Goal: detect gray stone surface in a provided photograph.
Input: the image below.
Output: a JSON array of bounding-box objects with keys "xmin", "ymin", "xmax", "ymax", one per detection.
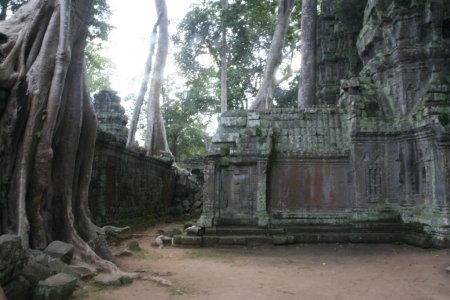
[
  {"xmin": 93, "ymin": 90, "xmax": 128, "ymax": 144},
  {"xmin": 68, "ymin": 261, "xmax": 97, "ymax": 280},
  {"xmin": 33, "ymin": 273, "xmax": 78, "ymax": 300},
  {"xmin": 127, "ymin": 239, "xmax": 140, "ymax": 251},
  {"xmin": 44, "ymin": 241, "xmax": 74, "ymax": 264},
  {"xmin": 0, "ymin": 235, "xmax": 25, "ymax": 286},
  {"xmin": 21, "ymin": 259, "xmax": 54, "ymax": 285},
  {"xmin": 88, "ymin": 236, "xmax": 114, "ymax": 261},
  {"xmin": 89, "ymin": 133, "xmax": 175, "ymax": 224},
  {"xmin": 197, "ymin": 0, "xmax": 450, "ymax": 247},
  {"xmin": 93, "ymin": 273, "xmax": 132, "ymax": 287},
  {"xmin": 4, "ymin": 275, "xmax": 33, "ymax": 300}
]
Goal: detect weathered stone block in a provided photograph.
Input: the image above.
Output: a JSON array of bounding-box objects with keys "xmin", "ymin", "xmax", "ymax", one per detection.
[
  {"xmin": 33, "ymin": 273, "xmax": 78, "ymax": 300},
  {"xmin": 247, "ymin": 112, "xmax": 260, "ymax": 120},
  {"xmin": 272, "ymin": 235, "xmax": 288, "ymax": 245},
  {"xmin": 4, "ymin": 275, "xmax": 33, "ymax": 300},
  {"xmin": 44, "ymin": 241, "xmax": 74, "ymax": 264},
  {"xmin": 211, "ymin": 133, "xmax": 239, "ymax": 143},
  {"xmin": 221, "ymin": 116, "xmax": 247, "ymax": 127},
  {"xmin": 247, "ymin": 119, "xmax": 261, "ymax": 128},
  {"xmin": 68, "ymin": 261, "xmax": 97, "ymax": 280},
  {"xmin": 0, "ymin": 235, "xmax": 25, "ymax": 286},
  {"xmin": 21, "ymin": 260, "xmax": 54, "ymax": 285},
  {"xmin": 93, "ymin": 273, "xmax": 132, "ymax": 287},
  {"xmin": 178, "ymin": 236, "xmax": 202, "ymax": 246}
]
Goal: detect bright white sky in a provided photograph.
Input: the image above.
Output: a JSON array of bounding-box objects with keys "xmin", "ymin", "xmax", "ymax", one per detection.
[
  {"xmin": 106, "ymin": 0, "xmax": 220, "ymax": 139},
  {"xmin": 107, "ymin": 0, "xmax": 201, "ymax": 97}
]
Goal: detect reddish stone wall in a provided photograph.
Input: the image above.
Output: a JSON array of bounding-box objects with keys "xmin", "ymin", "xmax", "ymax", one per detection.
[{"xmin": 269, "ymin": 158, "xmax": 350, "ymax": 212}]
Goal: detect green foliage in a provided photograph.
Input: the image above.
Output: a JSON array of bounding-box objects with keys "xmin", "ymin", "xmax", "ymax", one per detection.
[
  {"xmin": 274, "ymin": 76, "xmax": 299, "ymax": 108},
  {"xmin": 161, "ymin": 79, "xmax": 209, "ymax": 161},
  {"xmin": 174, "ymin": 0, "xmax": 301, "ymax": 111},
  {"xmin": 0, "ymin": 0, "xmax": 26, "ymax": 20},
  {"xmin": 85, "ymin": 42, "xmax": 114, "ymax": 93},
  {"xmin": 89, "ymin": 0, "xmax": 113, "ymax": 42}
]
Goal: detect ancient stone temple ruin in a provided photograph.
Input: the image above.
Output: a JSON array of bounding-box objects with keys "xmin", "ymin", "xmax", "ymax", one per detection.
[
  {"xmin": 89, "ymin": 90, "xmax": 175, "ymax": 224},
  {"xmin": 193, "ymin": 0, "xmax": 450, "ymax": 247},
  {"xmin": 93, "ymin": 90, "xmax": 129, "ymax": 144}
]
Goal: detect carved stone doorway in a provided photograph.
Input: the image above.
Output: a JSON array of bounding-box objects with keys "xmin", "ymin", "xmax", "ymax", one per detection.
[{"xmin": 218, "ymin": 165, "xmax": 257, "ymax": 225}]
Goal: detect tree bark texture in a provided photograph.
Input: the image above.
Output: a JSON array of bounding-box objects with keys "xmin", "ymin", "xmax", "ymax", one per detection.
[
  {"xmin": 145, "ymin": 0, "xmax": 170, "ymax": 156},
  {"xmin": 0, "ymin": 0, "xmax": 8, "ymax": 21},
  {"xmin": 220, "ymin": 0, "xmax": 228, "ymax": 114},
  {"xmin": 297, "ymin": 0, "xmax": 317, "ymax": 108},
  {"xmin": 250, "ymin": 0, "xmax": 294, "ymax": 111},
  {"xmin": 126, "ymin": 16, "xmax": 161, "ymax": 149},
  {"xmin": 0, "ymin": 0, "xmax": 116, "ymax": 272}
]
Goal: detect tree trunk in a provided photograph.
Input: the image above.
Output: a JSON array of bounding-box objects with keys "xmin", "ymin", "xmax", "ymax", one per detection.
[
  {"xmin": 0, "ymin": 0, "xmax": 8, "ymax": 21},
  {"xmin": 126, "ymin": 16, "xmax": 161, "ymax": 148},
  {"xmin": 145, "ymin": 0, "xmax": 170, "ymax": 157},
  {"xmin": 297, "ymin": 0, "xmax": 317, "ymax": 108},
  {"xmin": 250, "ymin": 0, "xmax": 294, "ymax": 111},
  {"xmin": 220, "ymin": 0, "xmax": 228, "ymax": 114},
  {"xmin": 0, "ymin": 0, "xmax": 116, "ymax": 272}
]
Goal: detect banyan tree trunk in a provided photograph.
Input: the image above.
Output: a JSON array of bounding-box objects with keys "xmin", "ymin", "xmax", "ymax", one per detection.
[
  {"xmin": 297, "ymin": 0, "xmax": 317, "ymax": 108},
  {"xmin": 250, "ymin": 0, "xmax": 294, "ymax": 111},
  {"xmin": 145, "ymin": 0, "xmax": 170, "ymax": 156},
  {"xmin": 0, "ymin": 0, "xmax": 116, "ymax": 272}
]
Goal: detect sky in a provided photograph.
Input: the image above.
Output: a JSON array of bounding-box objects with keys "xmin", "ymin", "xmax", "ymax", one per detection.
[
  {"xmin": 105, "ymin": 0, "xmax": 220, "ymax": 139},
  {"xmin": 107, "ymin": 0, "xmax": 201, "ymax": 96}
]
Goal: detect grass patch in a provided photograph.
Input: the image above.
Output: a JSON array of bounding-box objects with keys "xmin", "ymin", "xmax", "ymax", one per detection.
[
  {"xmin": 184, "ymin": 248, "xmax": 234, "ymax": 262},
  {"xmin": 73, "ymin": 282, "xmax": 119, "ymax": 300},
  {"xmin": 167, "ymin": 283, "xmax": 197, "ymax": 295}
]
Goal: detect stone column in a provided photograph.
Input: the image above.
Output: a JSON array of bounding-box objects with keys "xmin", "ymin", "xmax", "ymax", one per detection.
[
  {"xmin": 197, "ymin": 159, "xmax": 217, "ymax": 227},
  {"xmin": 256, "ymin": 158, "xmax": 269, "ymax": 227}
]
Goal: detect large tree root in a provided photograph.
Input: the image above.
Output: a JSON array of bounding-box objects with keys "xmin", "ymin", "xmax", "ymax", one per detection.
[{"xmin": 0, "ymin": 0, "xmax": 119, "ymax": 274}]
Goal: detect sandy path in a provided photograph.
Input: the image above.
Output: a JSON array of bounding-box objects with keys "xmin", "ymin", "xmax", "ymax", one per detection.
[{"xmin": 76, "ymin": 223, "xmax": 450, "ymax": 300}]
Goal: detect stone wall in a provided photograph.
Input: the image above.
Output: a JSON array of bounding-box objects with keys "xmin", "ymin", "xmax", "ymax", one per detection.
[
  {"xmin": 199, "ymin": 106, "xmax": 450, "ymax": 247},
  {"xmin": 89, "ymin": 91, "xmax": 176, "ymax": 224},
  {"xmin": 316, "ymin": 0, "xmax": 366, "ymax": 105},
  {"xmin": 195, "ymin": 0, "xmax": 450, "ymax": 247},
  {"xmin": 89, "ymin": 90, "xmax": 202, "ymax": 225},
  {"xmin": 88, "ymin": 132, "xmax": 175, "ymax": 224}
]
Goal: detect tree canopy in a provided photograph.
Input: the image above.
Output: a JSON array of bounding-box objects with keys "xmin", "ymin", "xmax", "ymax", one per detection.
[
  {"xmin": 0, "ymin": 0, "xmax": 114, "ymax": 93},
  {"xmin": 173, "ymin": 0, "xmax": 301, "ymax": 111}
]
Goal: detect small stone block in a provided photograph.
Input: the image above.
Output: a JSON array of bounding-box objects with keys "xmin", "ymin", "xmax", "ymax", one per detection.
[
  {"xmin": 44, "ymin": 241, "xmax": 74, "ymax": 264},
  {"xmin": 272, "ymin": 235, "xmax": 288, "ymax": 245},
  {"xmin": 248, "ymin": 120, "xmax": 261, "ymax": 128},
  {"xmin": 179, "ymin": 236, "xmax": 202, "ymax": 246},
  {"xmin": 33, "ymin": 273, "xmax": 78, "ymax": 300},
  {"xmin": 93, "ymin": 273, "xmax": 132, "ymax": 287}
]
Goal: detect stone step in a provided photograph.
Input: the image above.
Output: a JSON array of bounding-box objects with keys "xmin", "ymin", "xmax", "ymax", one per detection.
[
  {"xmin": 204, "ymin": 235, "xmax": 273, "ymax": 246},
  {"xmin": 281, "ymin": 225, "xmax": 352, "ymax": 234},
  {"xmin": 205, "ymin": 227, "xmax": 281, "ymax": 236}
]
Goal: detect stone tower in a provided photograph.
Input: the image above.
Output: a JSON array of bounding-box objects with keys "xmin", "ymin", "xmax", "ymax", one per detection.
[{"xmin": 93, "ymin": 90, "xmax": 129, "ymax": 144}]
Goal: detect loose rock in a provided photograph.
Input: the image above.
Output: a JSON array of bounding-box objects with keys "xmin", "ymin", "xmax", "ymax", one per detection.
[
  {"xmin": 128, "ymin": 239, "xmax": 141, "ymax": 251},
  {"xmin": 33, "ymin": 273, "xmax": 78, "ymax": 300},
  {"xmin": 93, "ymin": 273, "xmax": 132, "ymax": 287},
  {"xmin": 44, "ymin": 241, "xmax": 74, "ymax": 264}
]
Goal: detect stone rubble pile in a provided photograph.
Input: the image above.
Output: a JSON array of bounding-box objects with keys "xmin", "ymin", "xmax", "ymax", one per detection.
[{"xmin": 0, "ymin": 235, "xmax": 97, "ymax": 300}]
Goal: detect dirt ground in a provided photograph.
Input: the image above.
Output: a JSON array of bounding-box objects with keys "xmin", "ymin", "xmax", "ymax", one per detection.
[{"xmin": 75, "ymin": 222, "xmax": 450, "ymax": 300}]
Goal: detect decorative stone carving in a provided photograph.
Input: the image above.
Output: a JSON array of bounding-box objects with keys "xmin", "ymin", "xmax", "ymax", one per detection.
[
  {"xmin": 93, "ymin": 90, "xmax": 128, "ymax": 145},
  {"xmin": 191, "ymin": 1, "xmax": 450, "ymax": 248}
]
